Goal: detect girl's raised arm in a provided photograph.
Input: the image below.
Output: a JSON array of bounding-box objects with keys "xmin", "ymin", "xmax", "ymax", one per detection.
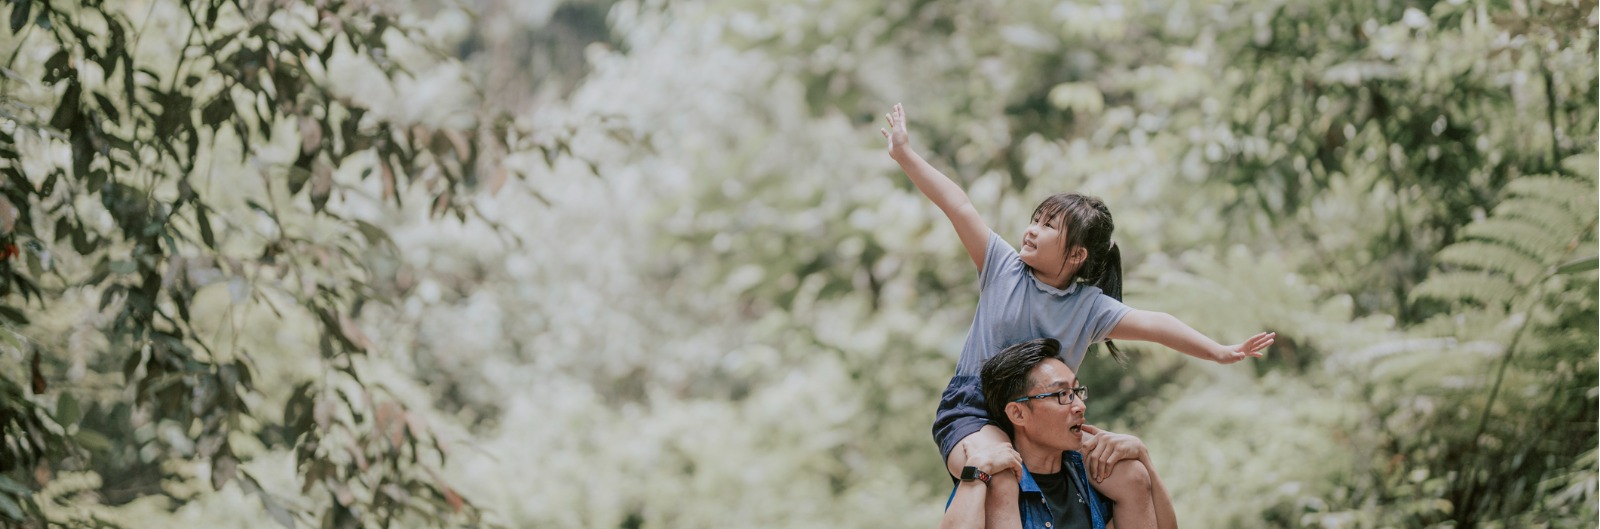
[
  {"xmin": 882, "ymin": 103, "xmax": 991, "ymax": 272},
  {"xmin": 1107, "ymin": 310, "xmax": 1275, "ymax": 364}
]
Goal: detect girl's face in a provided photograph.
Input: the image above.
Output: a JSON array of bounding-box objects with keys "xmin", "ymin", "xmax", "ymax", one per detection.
[{"xmin": 1019, "ymin": 211, "xmax": 1075, "ymax": 273}]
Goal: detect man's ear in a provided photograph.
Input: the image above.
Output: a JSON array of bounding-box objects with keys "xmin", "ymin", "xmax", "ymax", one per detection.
[{"xmin": 1006, "ymin": 401, "xmax": 1027, "ymax": 429}]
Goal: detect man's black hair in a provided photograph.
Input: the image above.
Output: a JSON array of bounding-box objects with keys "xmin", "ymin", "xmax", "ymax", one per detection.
[{"xmin": 980, "ymin": 338, "xmax": 1062, "ymax": 436}]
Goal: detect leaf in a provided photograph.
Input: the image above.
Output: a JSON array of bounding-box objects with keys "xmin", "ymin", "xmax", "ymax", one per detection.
[
  {"xmin": 93, "ymin": 91, "xmax": 120, "ymax": 123},
  {"xmin": 0, "ymin": 304, "xmax": 26, "ymax": 325},
  {"xmin": 0, "ymin": 492, "xmax": 22, "ymax": 522},
  {"xmin": 282, "ymin": 382, "xmax": 315, "ymax": 436},
  {"xmin": 0, "ymin": 475, "xmax": 28, "ymax": 496},
  {"xmin": 54, "ymin": 392, "xmax": 79, "ymax": 425},
  {"xmin": 121, "ymin": 343, "xmax": 145, "ymax": 380},
  {"xmin": 212, "ymin": 449, "xmax": 237, "ymax": 490},
  {"xmin": 309, "ymin": 160, "xmax": 332, "ymax": 213},
  {"xmin": 49, "ymin": 82, "xmax": 81, "ymax": 131},
  {"xmin": 1435, "ymin": 242, "xmax": 1545, "ymax": 283},
  {"xmin": 337, "ymin": 313, "xmax": 371, "ymax": 352},
  {"xmin": 202, "ymin": 95, "xmax": 232, "ymax": 128},
  {"xmin": 1410, "ymin": 271, "xmax": 1518, "ymax": 307},
  {"xmin": 431, "ymin": 190, "xmax": 450, "ymax": 218},
  {"xmin": 29, "ymin": 349, "xmax": 43, "ymax": 394},
  {"xmin": 8, "ymin": 0, "xmax": 29, "ymax": 34},
  {"xmin": 241, "ymin": 472, "xmax": 296, "ymax": 529},
  {"xmin": 353, "ymin": 219, "xmax": 393, "ymax": 249},
  {"xmin": 1555, "ymin": 255, "xmax": 1598, "ymax": 275},
  {"xmin": 74, "ymin": 428, "xmax": 112, "ymax": 452},
  {"xmin": 196, "ymin": 204, "xmax": 216, "ymax": 249},
  {"xmin": 299, "ymin": 116, "xmax": 321, "ymax": 155},
  {"xmin": 1461, "ymin": 219, "xmax": 1568, "ymax": 263},
  {"xmin": 379, "ymin": 155, "xmax": 397, "ymax": 202}
]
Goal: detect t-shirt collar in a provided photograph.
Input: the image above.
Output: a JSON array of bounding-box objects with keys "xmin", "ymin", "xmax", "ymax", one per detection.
[{"xmin": 1027, "ymin": 270, "xmax": 1080, "ymax": 297}]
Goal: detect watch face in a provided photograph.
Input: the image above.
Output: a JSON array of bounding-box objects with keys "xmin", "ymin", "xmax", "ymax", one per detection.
[{"xmin": 961, "ymin": 466, "xmax": 979, "ymax": 481}]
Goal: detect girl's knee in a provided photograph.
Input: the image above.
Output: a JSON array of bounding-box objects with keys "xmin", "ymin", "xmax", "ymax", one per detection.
[
  {"xmin": 1095, "ymin": 459, "xmax": 1152, "ymax": 501},
  {"xmin": 947, "ymin": 426, "xmax": 1014, "ymax": 477}
]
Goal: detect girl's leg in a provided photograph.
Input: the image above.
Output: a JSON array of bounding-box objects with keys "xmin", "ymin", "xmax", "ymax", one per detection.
[
  {"xmin": 1091, "ymin": 459, "xmax": 1157, "ymax": 529},
  {"xmin": 945, "ymin": 425, "xmax": 1022, "ymax": 529}
]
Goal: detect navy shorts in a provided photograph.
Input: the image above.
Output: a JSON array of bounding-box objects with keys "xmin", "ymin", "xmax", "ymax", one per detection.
[{"xmin": 932, "ymin": 374, "xmax": 994, "ymax": 464}]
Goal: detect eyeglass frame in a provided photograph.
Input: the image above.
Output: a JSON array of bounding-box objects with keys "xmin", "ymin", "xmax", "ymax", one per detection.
[{"xmin": 1010, "ymin": 386, "xmax": 1088, "ymax": 406}]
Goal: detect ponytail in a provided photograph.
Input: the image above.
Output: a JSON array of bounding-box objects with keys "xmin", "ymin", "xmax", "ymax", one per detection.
[
  {"xmin": 1092, "ymin": 241, "xmax": 1123, "ymax": 302},
  {"xmin": 1091, "ymin": 241, "xmax": 1127, "ymax": 365}
]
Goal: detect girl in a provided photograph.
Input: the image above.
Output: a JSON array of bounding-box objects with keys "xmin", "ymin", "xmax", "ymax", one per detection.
[{"xmin": 882, "ymin": 103, "xmax": 1273, "ymax": 529}]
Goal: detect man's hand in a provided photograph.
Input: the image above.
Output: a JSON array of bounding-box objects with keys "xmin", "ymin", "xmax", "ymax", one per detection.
[
  {"xmin": 964, "ymin": 438, "xmax": 1023, "ymax": 478},
  {"xmin": 880, "ymin": 103, "xmax": 912, "ymax": 157},
  {"xmin": 1213, "ymin": 331, "xmax": 1275, "ymax": 364},
  {"xmin": 1080, "ymin": 424, "xmax": 1148, "ymax": 483}
]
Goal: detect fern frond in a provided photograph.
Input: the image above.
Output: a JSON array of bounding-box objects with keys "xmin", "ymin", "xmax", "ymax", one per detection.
[
  {"xmin": 1490, "ymin": 199, "xmax": 1587, "ymax": 240},
  {"xmin": 1435, "ymin": 242, "xmax": 1547, "ymax": 282},
  {"xmin": 1505, "ymin": 176, "xmax": 1599, "ymax": 219},
  {"xmin": 1411, "ymin": 271, "xmax": 1518, "ymax": 306},
  {"xmin": 1560, "ymin": 152, "xmax": 1598, "ymax": 182},
  {"xmin": 1459, "ymin": 218, "xmax": 1571, "ymax": 263}
]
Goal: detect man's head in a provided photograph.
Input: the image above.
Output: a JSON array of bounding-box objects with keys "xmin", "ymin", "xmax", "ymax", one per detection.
[{"xmin": 980, "ymin": 338, "xmax": 1088, "ymax": 452}]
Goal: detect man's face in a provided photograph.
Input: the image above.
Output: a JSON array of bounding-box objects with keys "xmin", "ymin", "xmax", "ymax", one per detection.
[{"xmin": 1012, "ymin": 358, "xmax": 1087, "ymax": 452}]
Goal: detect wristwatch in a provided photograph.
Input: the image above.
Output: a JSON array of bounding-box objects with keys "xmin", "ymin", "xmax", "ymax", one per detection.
[{"xmin": 960, "ymin": 466, "xmax": 991, "ymax": 484}]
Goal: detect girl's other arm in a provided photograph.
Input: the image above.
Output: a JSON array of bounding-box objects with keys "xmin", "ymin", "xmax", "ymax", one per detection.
[
  {"xmin": 1107, "ymin": 309, "xmax": 1275, "ymax": 364},
  {"xmin": 882, "ymin": 103, "xmax": 991, "ymax": 271}
]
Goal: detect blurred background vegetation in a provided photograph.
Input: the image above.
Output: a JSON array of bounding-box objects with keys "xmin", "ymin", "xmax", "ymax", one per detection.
[{"xmin": 0, "ymin": 0, "xmax": 1594, "ymax": 528}]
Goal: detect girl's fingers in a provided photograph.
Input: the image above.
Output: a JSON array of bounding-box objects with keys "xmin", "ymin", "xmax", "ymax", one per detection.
[{"xmin": 881, "ymin": 128, "xmax": 888, "ymax": 139}]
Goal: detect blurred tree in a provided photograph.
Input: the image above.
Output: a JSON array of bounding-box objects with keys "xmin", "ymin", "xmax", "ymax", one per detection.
[
  {"xmin": 1204, "ymin": 0, "xmax": 1598, "ymax": 321},
  {"xmin": 0, "ymin": 0, "xmax": 589, "ymax": 527}
]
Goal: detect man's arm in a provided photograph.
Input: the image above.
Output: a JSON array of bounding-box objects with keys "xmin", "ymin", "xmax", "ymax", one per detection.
[
  {"xmin": 882, "ymin": 103, "xmax": 991, "ymax": 271},
  {"xmin": 1106, "ymin": 309, "xmax": 1274, "ymax": 364},
  {"xmin": 1081, "ymin": 425, "xmax": 1176, "ymax": 529},
  {"xmin": 1139, "ymin": 451, "xmax": 1177, "ymax": 529},
  {"xmin": 939, "ymin": 480, "xmax": 989, "ymax": 529},
  {"xmin": 940, "ymin": 441, "xmax": 1023, "ymax": 529}
]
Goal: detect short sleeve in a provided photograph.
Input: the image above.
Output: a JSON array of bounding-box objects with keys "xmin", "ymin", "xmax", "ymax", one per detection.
[
  {"xmin": 1084, "ymin": 293, "xmax": 1133, "ymax": 344},
  {"xmin": 978, "ymin": 231, "xmax": 1018, "ymax": 290}
]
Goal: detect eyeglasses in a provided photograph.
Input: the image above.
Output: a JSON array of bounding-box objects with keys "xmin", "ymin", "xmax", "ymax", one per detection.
[{"xmin": 1012, "ymin": 386, "xmax": 1088, "ymax": 406}]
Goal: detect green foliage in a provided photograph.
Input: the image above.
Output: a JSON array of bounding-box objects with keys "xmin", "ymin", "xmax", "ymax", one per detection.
[
  {"xmin": 1388, "ymin": 153, "xmax": 1599, "ymax": 527},
  {"xmin": 0, "ymin": 0, "xmax": 1592, "ymax": 527},
  {"xmin": 0, "ymin": 0, "xmax": 597, "ymax": 527}
]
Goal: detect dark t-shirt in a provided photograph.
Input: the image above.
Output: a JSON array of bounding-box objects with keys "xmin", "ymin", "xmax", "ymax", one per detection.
[{"xmin": 1033, "ymin": 469, "xmax": 1094, "ymax": 529}]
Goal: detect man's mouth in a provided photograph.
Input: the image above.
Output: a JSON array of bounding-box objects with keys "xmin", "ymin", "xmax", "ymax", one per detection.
[{"xmin": 1068, "ymin": 424, "xmax": 1081, "ymax": 435}]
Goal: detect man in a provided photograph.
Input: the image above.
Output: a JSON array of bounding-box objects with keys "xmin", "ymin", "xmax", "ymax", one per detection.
[{"xmin": 940, "ymin": 338, "xmax": 1177, "ymax": 529}]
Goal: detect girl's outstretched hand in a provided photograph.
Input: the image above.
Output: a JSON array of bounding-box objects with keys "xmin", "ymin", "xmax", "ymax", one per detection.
[
  {"xmin": 1216, "ymin": 331, "xmax": 1276, "ymax": 364},
  {"xmin": 880, "ymin": 103, "xmax": 911, "ymax": 156}
]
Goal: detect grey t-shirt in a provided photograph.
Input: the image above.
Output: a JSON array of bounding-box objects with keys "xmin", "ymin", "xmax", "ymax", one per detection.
[{"xmin": 954, "ymin": 231, "xmax": 1132, "ymax": 376}]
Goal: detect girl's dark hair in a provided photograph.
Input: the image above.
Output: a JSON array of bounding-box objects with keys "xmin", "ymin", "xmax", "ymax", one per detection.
[
  {"xmin": 1030, "ymin": 193, "xmax": 1127, "ymax": 364},
  {"xmin": 980, "ymin": 338, "xmax": 1062, "ymax": 437}
]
